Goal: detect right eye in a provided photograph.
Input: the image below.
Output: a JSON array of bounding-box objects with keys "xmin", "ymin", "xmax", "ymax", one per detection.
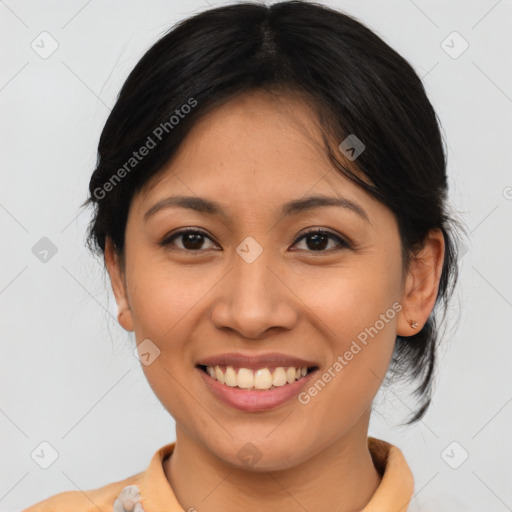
[{"xmin": 159, "ymin": 228, "xmax": 219, "ymax": 252}]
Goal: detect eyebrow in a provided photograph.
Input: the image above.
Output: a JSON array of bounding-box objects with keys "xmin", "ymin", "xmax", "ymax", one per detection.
[{"xmin": 144, "ymin": 194, "xmax": 370, "ymax": 223}]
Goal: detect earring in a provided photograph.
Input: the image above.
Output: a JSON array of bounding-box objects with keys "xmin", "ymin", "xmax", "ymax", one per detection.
[{"xmin": 409, "ymin": 320, "xmax": 418, "ymax": 329}]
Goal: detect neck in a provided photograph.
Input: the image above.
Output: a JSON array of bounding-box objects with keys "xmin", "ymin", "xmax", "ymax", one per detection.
[{"xmin": 163, "ymin": 413, "xmax": 381, "ymax": 512}]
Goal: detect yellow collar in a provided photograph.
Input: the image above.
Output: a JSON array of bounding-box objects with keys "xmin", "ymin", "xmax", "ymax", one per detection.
[
  {"xmin": 140, "ymin": 436, "xmax": 414, "ymax": 512},
  {"xmin": 22, "ymin": 436, "xmax": 415, "ymax": 511}
]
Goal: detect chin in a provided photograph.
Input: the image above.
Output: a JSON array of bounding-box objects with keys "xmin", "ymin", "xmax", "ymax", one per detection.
[{"xmin": 209, "ymin": 437, "xmax": 307, "ymax": 472}]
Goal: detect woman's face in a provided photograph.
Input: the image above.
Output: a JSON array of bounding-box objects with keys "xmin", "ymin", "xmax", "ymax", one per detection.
[{"xmin": 106, "ymin": 90, "xmax": 438, "ymax": 470}]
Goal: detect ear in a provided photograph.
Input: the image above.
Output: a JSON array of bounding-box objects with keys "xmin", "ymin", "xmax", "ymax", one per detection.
[
  {"xmin": 104, "ymin": 237, "xmax": 134, "ymax": 332},
  {"xmin": 397, "ymin": 228, "xmax": 445, "ymax": 337}
]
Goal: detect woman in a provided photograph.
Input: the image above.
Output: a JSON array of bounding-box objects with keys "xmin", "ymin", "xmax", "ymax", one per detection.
[{"xmin": 23, "ymin": 1, "xmax": 462, "ymax": 511}]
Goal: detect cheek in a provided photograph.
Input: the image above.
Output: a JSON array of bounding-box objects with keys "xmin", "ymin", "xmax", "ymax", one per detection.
[
  {"xmin": 296, "ymin": 280, "xmax": 399, "ymax": 437},
  {"xmin": 125, "ymin": 256, "xmax": 219, "ymax": 403},
  {"xmin": 304, "ymin": 257, "xmax": 401, "ymax": 340},
  {"xmin": 299, "ymin": 260, "xmax": 401, "ymax": 400},
  {"xmin": 125, "ymin": 254, "xmax": 216, "ymax": 338}
]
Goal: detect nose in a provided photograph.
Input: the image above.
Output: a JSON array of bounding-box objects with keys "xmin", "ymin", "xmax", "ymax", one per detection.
[{"xmin": 209, "ymin": 249, "xmax": 298, "ymax": 340}]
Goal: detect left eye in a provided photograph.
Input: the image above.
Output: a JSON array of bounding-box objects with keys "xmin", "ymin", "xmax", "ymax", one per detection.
[
  {"xmin": 292, "ymin": 229, "xmax": 350, "ymax": 252},
  {"xmin": 159, "ymin": 228, "xmax": 349, "ymax": 252}
]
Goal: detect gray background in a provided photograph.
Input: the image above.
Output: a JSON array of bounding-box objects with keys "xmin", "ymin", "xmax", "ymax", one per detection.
[{"xmin": 1, "ymin": 1, "xmax": 511, "ymax": 511}]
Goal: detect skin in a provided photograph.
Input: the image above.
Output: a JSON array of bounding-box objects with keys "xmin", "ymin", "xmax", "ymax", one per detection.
[{"xmin": 105, "ymin": 90, "xmax": 445, "ymax": 512}]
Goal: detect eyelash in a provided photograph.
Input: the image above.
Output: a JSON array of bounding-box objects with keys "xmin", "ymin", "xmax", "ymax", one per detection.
[{"xmin": 158, "ymin": 227, "xmax": 351, "ymax": 253}]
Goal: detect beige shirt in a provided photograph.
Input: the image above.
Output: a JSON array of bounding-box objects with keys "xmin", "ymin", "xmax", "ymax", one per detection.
[{"xmin": 22, "ymin": 436, "xmax": 415, "ymax": 512}]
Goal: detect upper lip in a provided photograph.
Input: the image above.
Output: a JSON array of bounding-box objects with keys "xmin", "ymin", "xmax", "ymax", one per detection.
[{"xmin": 197, "ymin": 352, "xmax": 319, "ymax": 369}]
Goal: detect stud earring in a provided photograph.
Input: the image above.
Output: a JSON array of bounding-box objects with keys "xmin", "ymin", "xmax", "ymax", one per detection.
[{"xmin": 409, "ymin": 320, "xmax": 418, "ymax": 329}]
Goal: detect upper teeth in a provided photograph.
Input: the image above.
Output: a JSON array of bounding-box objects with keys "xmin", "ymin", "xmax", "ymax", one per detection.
[{"xmin": 206, "ymin": 365, "xmax": 308, "ymax": 390}]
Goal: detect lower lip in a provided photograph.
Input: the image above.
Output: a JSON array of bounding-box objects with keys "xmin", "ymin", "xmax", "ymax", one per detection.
[{"xmin": 197, "ymin": 366, "xmax": 319, "ymax": 412}]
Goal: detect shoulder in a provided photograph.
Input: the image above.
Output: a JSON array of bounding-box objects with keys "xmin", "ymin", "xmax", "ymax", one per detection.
[
  {"xmin": 22, "ymin": 442, "xmax": 177, "ymax": 512},
  {"xmin": 21, "ymin": 472, "xmax": 145, "ymax": 512}
]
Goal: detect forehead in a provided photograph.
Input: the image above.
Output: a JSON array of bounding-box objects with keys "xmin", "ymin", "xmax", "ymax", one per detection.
[{"xmin": 134, "ymin": 90, "xmax": 381, "ymax": 221}]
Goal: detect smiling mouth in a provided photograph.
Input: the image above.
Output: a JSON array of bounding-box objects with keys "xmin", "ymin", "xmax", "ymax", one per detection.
[{"xmin": 197, "ymin": 364, "xmax": 319, "ymax": 391}]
